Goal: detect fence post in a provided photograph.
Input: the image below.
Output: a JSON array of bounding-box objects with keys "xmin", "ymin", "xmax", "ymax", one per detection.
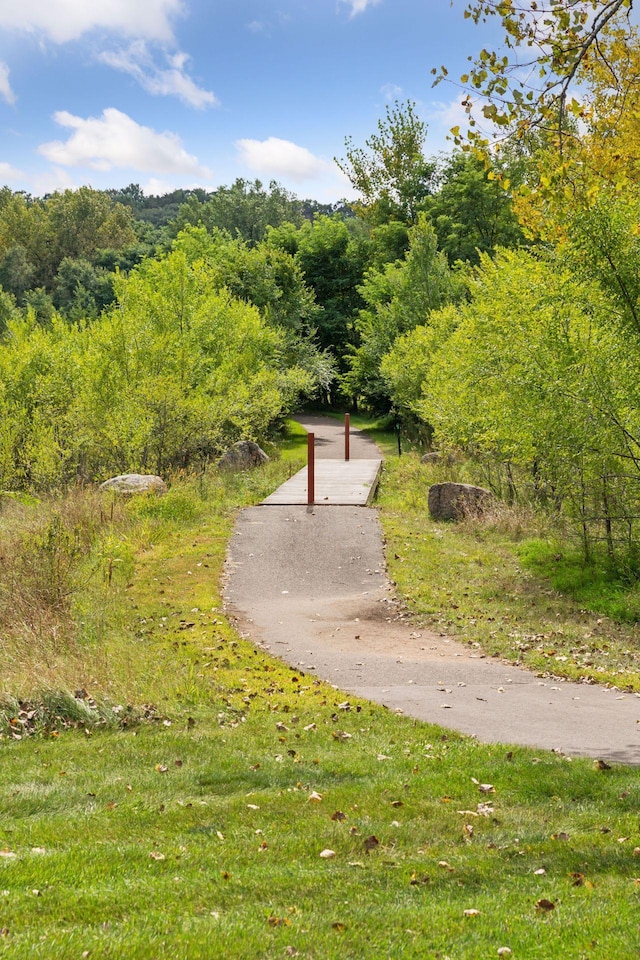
[
  {"xmin": 345, "ymin": 413, "xmax": 350, "ymax": 462},
  {"xmin": 307, "ymin": 432, "xmax": 315, "ymax": 505}
]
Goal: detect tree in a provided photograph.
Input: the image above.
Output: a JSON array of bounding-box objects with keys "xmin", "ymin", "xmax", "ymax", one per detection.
[
  {"xmin": 268, "ymin": 215, "xmax": 369, "ymax": 367},
  {"xmin": 344, "ymin": 214, "xmax": 464, "ymax": 411},
  {"xmin": 173, "ymin": 179, "xmax": 304, "ymax": 246},
  {"xmin": 438, "ymin": 0, "xmax": 635, "ymax": 149},
  {"xmin": 336, "ymin": 101, "xmax": 435, "ymax": 225},
  {"xmin": 46, "ymin": 187, "xmax": 136, "ymax": 265},
  {"xmin": 424, "ymin": 153, "xmax": 524, "ymax": 264}
]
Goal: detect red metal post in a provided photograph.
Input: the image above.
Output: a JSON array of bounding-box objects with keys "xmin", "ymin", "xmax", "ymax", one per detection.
[
  {"xmin": 345, "ymin": 413, "xmax": 350, "ymax": 462},
  {"xmin": 307, "ymin": 432, "xmax": 315, "ymax": 505}
]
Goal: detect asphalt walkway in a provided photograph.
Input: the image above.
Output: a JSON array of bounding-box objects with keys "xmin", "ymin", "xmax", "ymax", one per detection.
[{"xmin": 224, "ymin": 416, "xmax": 640, "ymax": 764}]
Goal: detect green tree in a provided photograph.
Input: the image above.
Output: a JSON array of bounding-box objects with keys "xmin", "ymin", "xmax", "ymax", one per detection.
[
  {"xmin": 424, "ymin": 153, "xmax": 524, "ymax": 264},
  {"xmin": 174, "ymin": 179, "xmax": 304, "ymax": 246},
  {"xmin": 344, "ymin": 214, "xmax": 464, "ymax": 411},
  {"xmin": 336, "ymin": 101, "xmax": 434, "ymax": 225}
]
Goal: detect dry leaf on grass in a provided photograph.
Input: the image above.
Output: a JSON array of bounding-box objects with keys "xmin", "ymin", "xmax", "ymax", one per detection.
[
  {"xmin": 535, "ymin": 898, "xmax": 556, "ymax": 912},
  {"xmin": 363, "ymin": 835, "xmax": 380, "ymax": 854},
  {"xmin": 319, "ymin": 849, "xmax": 336, "ymax": 859}
]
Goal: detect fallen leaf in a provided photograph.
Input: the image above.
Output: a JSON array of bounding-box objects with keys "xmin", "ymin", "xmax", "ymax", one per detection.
[
  {"xmin": 308, "ymin": 791, "xmax": 323, "ymax": 802},
  {"xmin": 594, "ymin": 759, "xmax": 611, "ymax": 771},
  {"xmin": 149, "ymin": 852, "xmax": 165, "ymax": 861},
  {"xmin": 331, "ymin": 811, "xmax": 346, "ymax": 822},
  {"xmin": 247, "ymin": 804, "xmax": 259, "ymax": 811},
  {"xmin": 497, "ymin": 949, "xmax": 512, "ymax": 957},
  {"xmin": 319, "ymin": 849, "xmax": 336, "ymax": 859},
  {"xmin": 551, "ymin": 832, "xmax": 570, "ymax": 842},
  {"xmin": 332, "ymin": 922, "xmax": 347, "ymax": 931},
  {"xmin": 155, "ymin": 764, "xmax": 168, "ymax": 774},
  {"xmin": 0, "ymin": 851, "xmax": 16, "ymax": 860},
  {"xmin": 267, "ymin": 916, "xmax": 291, "ymax": 927},
  {"xmin": 534, "ymin": 868, "xmax": 546, "ymax": 876},
  {"xmin": 535, "ymin": 898, "xmax": 556, "ymax": 911},
  {"xmin": 464, "ymin": 909, "xmax": 480, "ymax": 917},
  {"xmin": 363, "ymin": 835, "xmax": 380, "ymax": 854},
  {"xmin": 410, "ymin": 874, "xmax": 430, "ymax": 886}
]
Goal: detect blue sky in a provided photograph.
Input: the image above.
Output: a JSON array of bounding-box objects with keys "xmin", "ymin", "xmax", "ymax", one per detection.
[{"xmin": 0, "ymin": 0, "xmax": 503, "ymax": 199}]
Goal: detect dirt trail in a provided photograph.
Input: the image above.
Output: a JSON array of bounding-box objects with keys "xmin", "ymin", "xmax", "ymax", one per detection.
[{"xmin": 224, "ymin": 416, "xmax": 640, "ymax": 765}]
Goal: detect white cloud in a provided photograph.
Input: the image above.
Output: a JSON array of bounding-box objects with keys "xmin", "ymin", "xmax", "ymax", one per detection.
[
  {"xmin": 98, "ymin": 42, "xmax": 217, "ymax": 109},
  {"xmin": 140, "ymin": 177, "xmax": 181, "ymax": 196},
  {"xmin": 0, "ymin": 0, "xmax": 184, "ymax": 44},
  {"xmin": 235, "ymin": 137, "xmax": 328, "ymax": 182},
  {"xmin": 339, "ymin": 0, "xmax": 381, "ymax": 17},
  {"xmin": 0, "ymin": 160, "xmax": 23, "ymax": 181},
  {"xmin": 140, "ymin": 176, "xmax": 214, "ymax": 196},
  {"xmin": 31, "ymin": 165, "xmax": 76, "ymax": 195},
  {"xmin": 38, "ymin": 107, "xmax": 211, "ymax": 177},
  {"xmin": 0, "ymin": 62, "xmax": 15, "ymax": 105},
  {"xmin": 380, "ymin": 83, "xmax": 402, "ymax": 101},
  {"xmin": 428, "ymin": 98, "xmax": 471, "ymax": 132}
]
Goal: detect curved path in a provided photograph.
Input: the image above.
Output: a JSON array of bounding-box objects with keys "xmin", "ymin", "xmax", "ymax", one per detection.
[{"xmin": 224, "ymin": 416, "xmax": 640, "ymax": 765}]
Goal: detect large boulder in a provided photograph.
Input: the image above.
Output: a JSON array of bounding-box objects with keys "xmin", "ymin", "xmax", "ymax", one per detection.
[
  {"xmin": 217, "ymin": 440, "xmax": 270, "ymax": 471},
  {"xmin": 99, "ymin": 474, "xmax": 167, "ymax": 495},
  {"xmin": 421, "ymin": 452, "xmax": 441, "ymax": 465},
  {"xmin": 428, "ymin": 482, "xmax": 493, "ymax": 521}
]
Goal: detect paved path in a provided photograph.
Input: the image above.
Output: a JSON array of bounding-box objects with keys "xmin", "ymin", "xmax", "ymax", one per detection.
[{"xmin": 225, "ymin": 416, "xmax": 640, "ymax": 765}]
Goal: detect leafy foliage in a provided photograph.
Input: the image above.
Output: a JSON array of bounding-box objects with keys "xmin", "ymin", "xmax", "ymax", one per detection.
[
  {"xmin": 0, "ymin": 244, "xmax": 316, "ymax": 489},
  {"xmin": 336, "ymin": 100, "xmax": 435, "ymax": 225}
]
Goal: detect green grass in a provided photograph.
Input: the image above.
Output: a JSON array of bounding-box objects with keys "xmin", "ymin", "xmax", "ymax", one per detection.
[
  {"xmin": 2, "ymin": 424, "xmax": 640, "ymax": 958},
  {"xmin": 376, "ymin": 454, "xmax": 640, "ymax": 690},
  {"xmin": 519, "ymin": 539, "xmax": 640, "ymax": 623}
]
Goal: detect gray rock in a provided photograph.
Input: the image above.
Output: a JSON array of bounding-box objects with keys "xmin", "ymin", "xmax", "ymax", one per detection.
[
  {"xmin": 428, "ymin": 482, "xmax": 493, "ymax": 521},
  {"xmin": 421, "ymin": 452, "xmax": 441, "ymax": 464},
  {"xmin": 217, "ymin": 440, "xmax": 270, "ymax": 471},
  {"xmin": 99, "ymin": 474, "xmax": 167, "ymax": 494}
]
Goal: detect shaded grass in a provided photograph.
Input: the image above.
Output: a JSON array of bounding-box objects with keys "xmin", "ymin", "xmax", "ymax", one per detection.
[
  {"xmin": 377, "ymin": 455, "xmax": 640, "ymax": 690},
  {"xmin": 520, "ymin": 539, "xmax": 640, "ymax": 624},
  {"xmin": 1, "ymin": 425, "xmax": 640, "ymax": 957}
]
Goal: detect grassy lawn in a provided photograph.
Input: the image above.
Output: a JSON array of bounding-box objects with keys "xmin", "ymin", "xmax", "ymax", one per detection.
[
  {"xmin": 377, "ymin": 453, "xmax": 640, "ymax": 691},
  {"xmin": 1, "ymin": 420, "xmax": 640, "ymax": 958}
]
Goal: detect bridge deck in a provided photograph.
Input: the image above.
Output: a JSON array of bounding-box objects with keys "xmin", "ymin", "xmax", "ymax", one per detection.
[{"xmin": 261, "ymin": 459, "xmax": 382, "ymax": 506}]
